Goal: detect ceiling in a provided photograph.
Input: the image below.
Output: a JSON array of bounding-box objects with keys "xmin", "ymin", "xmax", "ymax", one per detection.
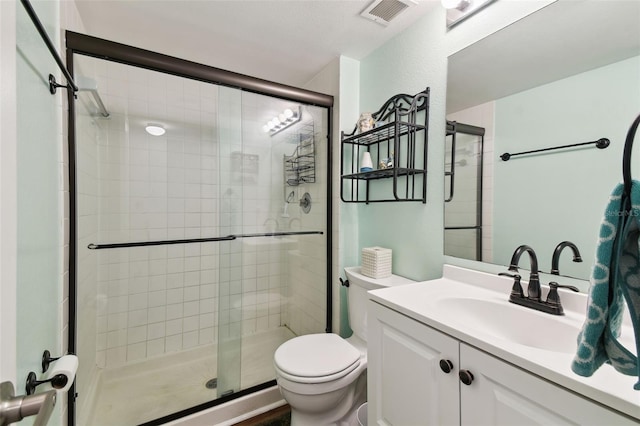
[
  {"xmin": 74, "ymin": 0, "xmax": 439, "ymax": 88},
  {"xmin": 447, "ymin": 0, "xmax": 640, "ymax": 113}
]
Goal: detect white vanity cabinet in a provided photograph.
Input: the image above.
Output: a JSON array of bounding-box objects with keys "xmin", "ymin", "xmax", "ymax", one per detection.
[
  {"xmin": 368, "ymin": 300, "xmax": 636, "ymax": 426},
  {"xmin": 368, "ymin": 299, "xmax": 460, "ymax": 425}
]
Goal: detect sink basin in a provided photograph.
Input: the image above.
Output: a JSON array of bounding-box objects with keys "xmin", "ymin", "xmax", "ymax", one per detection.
[{"xmin": 438, "ymin": 297, "xmax": 581, "ymax": 354}]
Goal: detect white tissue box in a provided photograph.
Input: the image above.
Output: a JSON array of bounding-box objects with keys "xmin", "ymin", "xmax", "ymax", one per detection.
[{"xmin": 361, "ymin": 247, "xmax": 392, "ymax": 279}]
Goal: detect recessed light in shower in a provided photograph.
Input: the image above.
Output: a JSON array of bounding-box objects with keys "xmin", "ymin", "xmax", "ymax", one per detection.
[{"xmin": 145, "ymin": 124, "xmax": 166, "ymax": 136}]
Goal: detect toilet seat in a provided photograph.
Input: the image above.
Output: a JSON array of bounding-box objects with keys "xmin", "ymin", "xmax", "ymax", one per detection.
[{"xmin": 274, "ymin": 334, "xmax": 361, "ymax": 384}]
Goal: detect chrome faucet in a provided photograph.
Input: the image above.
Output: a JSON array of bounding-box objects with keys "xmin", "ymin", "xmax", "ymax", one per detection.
[
  {"xmin": 507, "ymin": 244, "xmax": 541, "ymax": 301},
  {"xmin": 550, "ymin": 241, "xmax": 582, "ymax": 275}
]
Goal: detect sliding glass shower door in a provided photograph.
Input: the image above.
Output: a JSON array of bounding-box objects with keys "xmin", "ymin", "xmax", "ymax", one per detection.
[
  {"xmin": 72, "ymin": 48, "xmax": 329, "ymax": 425},
  {"xmin": 216, "ymin": 87, "xmax": 330, "ymax": 397}
]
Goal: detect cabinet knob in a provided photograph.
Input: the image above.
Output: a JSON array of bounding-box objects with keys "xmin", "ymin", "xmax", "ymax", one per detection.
[
  {"xmin": 439, "ymin": 359, "xmax": 454, "ymax": 374},
  {"xmin": 459, "ymin": 369, "xmax": 474, "ymax": 385}
]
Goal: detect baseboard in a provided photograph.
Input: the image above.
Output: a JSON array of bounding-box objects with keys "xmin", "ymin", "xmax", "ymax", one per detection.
[
  {"xmin": 164, "ymin": 386, "xmax": 286, "ymax": 426},
  {"xmin": 77, "ymin": 366, "xmax": 102, "ymax": 426}
]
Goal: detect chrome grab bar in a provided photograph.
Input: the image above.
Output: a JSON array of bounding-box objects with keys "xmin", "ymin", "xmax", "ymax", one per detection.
[{"xmin": 0, "ymin": 381, "xmax": 56, "ymax": 426}]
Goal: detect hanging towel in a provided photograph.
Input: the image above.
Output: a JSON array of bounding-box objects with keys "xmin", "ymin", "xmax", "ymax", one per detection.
[{"xmin": 572, "ymin": 181, "xmax": 640, "ymax": 390}]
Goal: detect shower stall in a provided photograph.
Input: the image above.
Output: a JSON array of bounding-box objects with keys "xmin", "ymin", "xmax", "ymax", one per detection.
[{"xmin": 67, "ymin": 33, "xmax": 332, "ymax": 425}]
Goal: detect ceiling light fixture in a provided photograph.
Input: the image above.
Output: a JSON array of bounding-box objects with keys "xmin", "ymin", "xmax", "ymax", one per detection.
[
  {"xmin": 441, "ymin": 0, "xmax": 470, "ymax": 10},
  {"xmin": 263, "ymin": 107, "xmax": 301, "ymax": 136},
  {"xmin": 444, "ymin": 0, "xmax": 497, "ymax": 29},
  {"xmin": 145, "ymin": 123, "xmax": 166, "ymax": 136}
]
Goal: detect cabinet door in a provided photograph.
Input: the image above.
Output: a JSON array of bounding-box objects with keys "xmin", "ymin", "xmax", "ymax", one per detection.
[
  {"xmin": 368, "ymin": 301, "xmax": 460, "ymax": 426},
  {"xmin": 459, "ymin": 344, "xmax": 636, "ymax": 425}
]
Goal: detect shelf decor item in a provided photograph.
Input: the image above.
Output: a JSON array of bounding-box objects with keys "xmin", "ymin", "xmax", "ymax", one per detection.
[
  {"xmin": 361, "ymin": 152, "xmax": 374, "ymax": 172},
  {"xmin": 340, "ymin": 88, "xmax": 430, "ymax": 203},
  {"xmin": 358, "ymin": 113, "xmax": 375, "ymax": 133}
]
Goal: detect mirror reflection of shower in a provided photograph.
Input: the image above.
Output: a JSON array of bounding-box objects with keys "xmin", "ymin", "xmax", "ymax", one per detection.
[{"xmin": 444, "ymin": 120, "xmax": 485, "ymax": 261}]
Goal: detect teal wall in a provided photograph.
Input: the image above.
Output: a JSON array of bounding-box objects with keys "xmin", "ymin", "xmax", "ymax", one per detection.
[
  {"xmin": 493, "ymin": 55, "xmax": 640, "ymax": 279},
  {"xmin": 357, "ymin": 8, "xmax": 449, "ymax": 281},
  {"xmin": 351, "ymin": 1, "xmax": 552, "ymax": 281},
  {"xmin": 339, "ymin": 56, "xmax": 362, "ymax": 274}
]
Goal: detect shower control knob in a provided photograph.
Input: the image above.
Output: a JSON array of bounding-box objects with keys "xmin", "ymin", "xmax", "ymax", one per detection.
[
  {"xmin": 459, "ymin": 369, "xmax": 474, "ymax": 385},
  {"xmin": 439, "ymin": 359, "xmax": 454, "ymax": 374}
]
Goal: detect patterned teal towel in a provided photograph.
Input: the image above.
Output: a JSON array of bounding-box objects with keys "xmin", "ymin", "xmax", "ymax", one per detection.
[{"xmin": 572, "ymin": 181, "xmax": 640, "ymax": 390}]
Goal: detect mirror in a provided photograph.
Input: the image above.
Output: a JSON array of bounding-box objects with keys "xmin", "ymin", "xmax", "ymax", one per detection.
[{"xmin": 445, "ymin": 0, "xmax": 640, "ymax": 281}]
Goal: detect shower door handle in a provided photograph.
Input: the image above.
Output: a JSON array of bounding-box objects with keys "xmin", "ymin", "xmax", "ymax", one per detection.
[{"xmin": 0, "ymin": 381, "xmax": 56, "ymax": 426}]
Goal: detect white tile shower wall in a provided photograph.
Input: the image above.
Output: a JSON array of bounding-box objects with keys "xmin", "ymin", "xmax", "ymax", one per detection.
[
  {"xmin": 217, "ymin": 91, "xmax": 292, "ymax": 341},
  {"xmin": 86, "ymin": 66, "xmax": 327, "ymax": 370},
  {"xmin": 233, "ymin": 101, "xmax": 327, "ymax": 339},
  {"xmin": 94, "ymin": 65, "xmax": 223, "ymax": 367}
]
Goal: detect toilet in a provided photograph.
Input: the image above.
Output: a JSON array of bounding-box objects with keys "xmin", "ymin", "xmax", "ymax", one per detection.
[{"xmin": 274, "ymin": 266, "xmax": 415, "ymax": 425}]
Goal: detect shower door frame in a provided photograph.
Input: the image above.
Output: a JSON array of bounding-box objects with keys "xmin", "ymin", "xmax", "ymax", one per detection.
[
  {"xmin": 65, "ymin": 30, "xmax": 334, "ymax": 426},
  {"xmin": 444, "ymin": 121, "xmax": 485, "ymax": 261}
]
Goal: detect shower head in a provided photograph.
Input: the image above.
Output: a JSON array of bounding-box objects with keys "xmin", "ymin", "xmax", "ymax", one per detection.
[
  {"xmin": 77, "ymin": 75, "xmax": 98, "ymax": 91},
  {"xmin": 77, "ymin": 75, "xmax": 110, "ymax": 118},
  {"xmin": 286, "ymin": 191, "xmax": 295, "ymax": 203}
]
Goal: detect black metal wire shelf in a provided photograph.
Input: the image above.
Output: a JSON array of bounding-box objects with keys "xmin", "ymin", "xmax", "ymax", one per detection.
[
  {"xmin": 342, "ymin": 168, "xmax": 426, "ymax": 181},
  {"xmin": 340, "ymin": 88, "xmax": 430, "ymax": 203},
  {"xmin": 341, "ymin": 121, "xmax": 426, "ymax": 146}
]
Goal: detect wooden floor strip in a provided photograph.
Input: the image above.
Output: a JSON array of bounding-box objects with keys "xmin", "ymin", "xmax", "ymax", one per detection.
[{"xmin": 233, "ymin": 404, "xmax": 291, "ymax": 426}]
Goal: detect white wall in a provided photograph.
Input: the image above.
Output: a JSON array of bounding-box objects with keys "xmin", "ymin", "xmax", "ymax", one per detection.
[{"xmin": 85, "ymin": 64, "xmax": 223, "ymax": 366}]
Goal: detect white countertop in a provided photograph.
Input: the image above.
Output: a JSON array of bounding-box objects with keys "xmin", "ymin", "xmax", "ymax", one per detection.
[{"xmin": 368, "ymin": 265, "xmax": 640, "ymax": 420}]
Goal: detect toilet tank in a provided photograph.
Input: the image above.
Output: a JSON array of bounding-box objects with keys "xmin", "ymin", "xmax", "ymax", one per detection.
[{"xmin": 344, "ymin": 266, "xmax": 415, "ymax": 342}]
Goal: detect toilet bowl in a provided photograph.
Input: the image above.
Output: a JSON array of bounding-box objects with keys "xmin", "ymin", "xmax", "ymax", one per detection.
[{"xmin": 274, "ymin": 267, "xmax": 415, "ymax": 425}]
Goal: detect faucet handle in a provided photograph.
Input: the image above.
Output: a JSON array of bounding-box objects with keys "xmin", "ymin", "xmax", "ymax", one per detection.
[
  {"xmin": 545, "ymin": 282, "xmax": 580, "ymax": 314},
  {"xmin": 498, "ymin": 272, "xmax": 524, "ymax": 299}
]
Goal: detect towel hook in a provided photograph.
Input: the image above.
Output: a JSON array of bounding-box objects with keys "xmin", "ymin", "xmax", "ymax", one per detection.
[{"xmin": 622, "ymin": 113, "xmax": 640, "ymax": 199}]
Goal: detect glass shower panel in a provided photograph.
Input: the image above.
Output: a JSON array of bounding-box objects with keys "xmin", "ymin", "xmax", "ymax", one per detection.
[
  {"xmin": 74, "ymin": 55, "xmax": 226, "ymax": 424},
  {"xmin": 73, "ymin": 46, "xmax": 330, "ymax": 425},
  {"xmin": 216, "ymin": 86, "xmax": 244, "ymax": 397},
  {"xmin": 16, "ymin": 3, "xmax": 62, "ymax": 422},
  {"xmin": 234, "ymin": 92, "xmax": 329, "ymax": 391}
]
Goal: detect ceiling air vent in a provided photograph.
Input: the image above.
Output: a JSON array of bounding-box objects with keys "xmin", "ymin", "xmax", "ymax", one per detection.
[{"xmin": 360, "ymin": 0, "xmax": 416, "ymax": 26}]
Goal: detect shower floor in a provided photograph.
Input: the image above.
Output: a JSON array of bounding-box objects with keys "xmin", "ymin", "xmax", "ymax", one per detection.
[{"xmin": 89, "ymin": 327, "xmax": 295, "ymax": 426}]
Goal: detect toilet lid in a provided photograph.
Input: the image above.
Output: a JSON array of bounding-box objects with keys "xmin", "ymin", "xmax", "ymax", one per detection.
[{"xmin": 274, "ymin": 334, "xmax": 361, "ymax": 378}]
